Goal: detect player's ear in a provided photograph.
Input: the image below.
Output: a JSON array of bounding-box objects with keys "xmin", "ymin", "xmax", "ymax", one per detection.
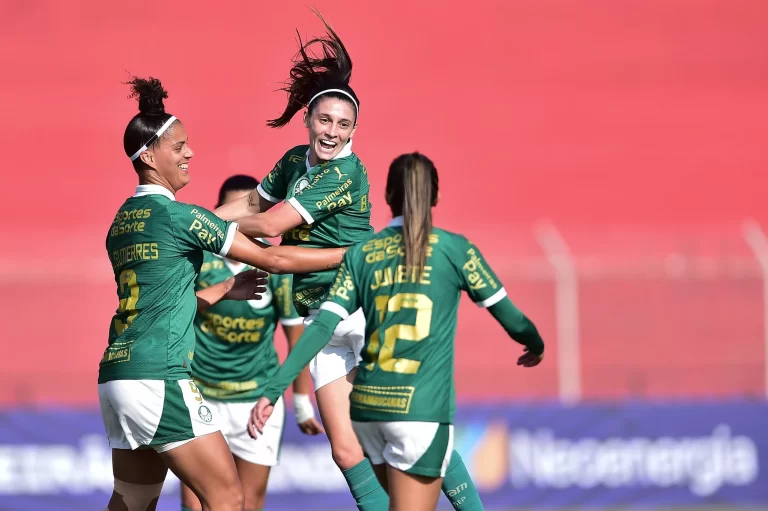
[
  {"xmin": 303, "ymin": 110, "xmax": 310, "ymax": 129},
  {"xmin": 350, "ymin": 122, "xmax": 357, "ymax": 139},
  {"xmin": 139, "ymin": 150, "xmax": 155, "ymax": 170}
]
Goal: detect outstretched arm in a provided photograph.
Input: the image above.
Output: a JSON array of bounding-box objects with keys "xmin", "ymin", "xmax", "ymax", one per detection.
[
  {"xmin": 226, "ymin": 232, "xmax": 346, "ymax": 274},
  {"xmin": 250, "ymin": 310, "xmax": 342, "ymax": 436},
  {"xmin": 228, "ymin": 202, "xmax": 305, "ymax": 239},
  {"xmin": 283, "ymin": 323, "xmax": 325, "ymax": 435},
  {"xmin": 215, "ymin": 188, "xmax": 277, "ymax": 220},
  {"xmin": 487, "ymin": 298, "xmax": 545, "ymax": 366}
]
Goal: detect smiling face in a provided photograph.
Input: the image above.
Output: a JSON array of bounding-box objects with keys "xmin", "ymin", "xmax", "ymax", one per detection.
[
  {"xmin": 138, "ymin": 121, "xmax": 194, "ymax": 192},
  {"xmin": 303, "ymin": 96, "xmax": 357, "ymax": 166}
]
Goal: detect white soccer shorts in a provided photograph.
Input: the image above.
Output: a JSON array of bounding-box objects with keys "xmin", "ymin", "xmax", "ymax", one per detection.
[
  {"xmin": 305, "ymin": 307, "xmax": 366, "ymax": 389},
  {"xmin": 98, "ymin": 379, "xmax": 221, "ymax": 453},
  {"xmin": 351, "ymin": 421, "xmax": 454, "ymax": 478},
  {"xmin": 205, "ymin": 396, "xmax": 285, "ymax": 466}
]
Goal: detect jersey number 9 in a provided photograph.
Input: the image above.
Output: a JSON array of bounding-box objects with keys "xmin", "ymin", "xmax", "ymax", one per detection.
[
  {"xmin": 366, "ymin": 293, "xmax": 432, "ymax": 374},
  {"xmin": 114, "ymin": 269, "xmax": 140, "ymax": 335}
]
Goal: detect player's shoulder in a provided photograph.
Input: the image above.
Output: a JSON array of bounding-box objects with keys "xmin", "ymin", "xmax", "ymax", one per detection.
[
  {"xmin": 119, "ymin": 193, "xmax": 172, "ymax": 213},
  {"xmin": 335, "ymin": 151, "xmax": 367, "ymax": 176},
  {"xmin": 114, "ymin": 195, "xmax": 177, "ymax": 228},
  {"xmin": 281, "ymin": 145, "xmax": 310, "ymax": 166},
  {"xmin": 358, "ymin": 226, "xmax": 395, "ymax": 249},
  {"xmin": 431, "ymin": 226, "xmax": 470, "ymax": 245},
  {"xmin": 165, "ymin": 200, "xmax": 217, "ymax": 219},
  {"xmin": 430, "ymin": 226, "xmax": 475, "ymax": 257}
]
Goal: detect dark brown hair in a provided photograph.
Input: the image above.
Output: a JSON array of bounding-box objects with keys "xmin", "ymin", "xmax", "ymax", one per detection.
[
  {"xmin": 386, "ymin": 153, "xmax": 440, "ymax": 273},
  {"xmin": 267, "ymin": 9, "xmax": 359, "ymax": 128}
]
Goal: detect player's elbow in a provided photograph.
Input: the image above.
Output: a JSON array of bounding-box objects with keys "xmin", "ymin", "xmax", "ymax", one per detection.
[
  {"xmin": 260, "ymin": 253, "xmax": 292, "ymax": 274},
  {"xmin": 262, "ymin": 224, "xmax": 284, "ymax": 239}
]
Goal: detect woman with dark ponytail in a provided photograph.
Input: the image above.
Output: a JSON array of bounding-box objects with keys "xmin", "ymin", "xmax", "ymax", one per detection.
[
  {"xmin": 251, "ymin": 153, "xmax": 546, "ymax": 511},
  {"xmin": 100, "ymin": 76, "xmax": 349, "ymax": 511},
  {"xmin": 214, "ymin": 11, "xmax": 392, "ymax": 509}
]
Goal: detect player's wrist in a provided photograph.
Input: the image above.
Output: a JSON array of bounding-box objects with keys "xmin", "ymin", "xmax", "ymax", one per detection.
[
  {"xmin": 222, "ymin": 276, "xmax": 236, "ymax": 297},
  {"xmin": 293, "ymin": 393, "xmax": 315, "ymax": 423}
]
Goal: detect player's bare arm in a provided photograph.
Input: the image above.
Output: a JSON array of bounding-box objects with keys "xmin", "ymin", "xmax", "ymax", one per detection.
[
  {"xmin": 227, "ymin": 232, "xmax": 345, "ymax": 274},
  {"xmin": 232, "ymin": 202, "xmax": 305, "ymax": 239},
  {"xmin": 214, "ymin": 189, "xmax": 276, "ymax": 221}
]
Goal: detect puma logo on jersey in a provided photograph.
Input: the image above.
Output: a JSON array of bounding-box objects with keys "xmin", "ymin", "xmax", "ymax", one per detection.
[{"xmin": 334, "ymin": 167, "xmax": 347, "ymax": 180}]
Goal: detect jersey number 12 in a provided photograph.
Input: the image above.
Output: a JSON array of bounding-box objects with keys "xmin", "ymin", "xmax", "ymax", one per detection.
[{"xmin": 366, "ymin": 293, "xmax": 432, "ymax": 374}]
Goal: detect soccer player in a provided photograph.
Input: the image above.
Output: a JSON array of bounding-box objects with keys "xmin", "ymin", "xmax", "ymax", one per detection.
[
  {"xmin": 250, "ymin": 152, "xmax": 546, "ymax": 511},
  {"xmin": 213, "ymin": 12, "xmax": 388, "ymax": 510},
  {"xmin": 101, "ymin": 76, "xmax": 347, "ymax": 511},
  {"xmin": 180, "ymin": 175, "xmax": 324, "ymax": 511}
]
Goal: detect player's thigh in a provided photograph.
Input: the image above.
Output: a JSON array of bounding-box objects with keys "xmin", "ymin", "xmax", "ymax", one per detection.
[
  {"xmin": 158, "ymin": 432, "xmax": 241, "ymax": 508},
  {"xmin": 372, "ymin": 463, "xmax": 389, "ymax": 493},
  {"xmin": 315, "ymin": 369, "xmax": 364, "ymax": 469},
  {"xmin": 234, "ymin": 456, "xmax": 271, "ymax": 509},
  {"xmin": 219, "ymin": 398, "xmax": 285, "ymax": 507},
  {"xmin": 109, "ymin": 448, "xmax": 167, "ymax": 511},
  {"xmin": 380, "ymin": 422, "xmax": 454, "ymax": 479},
  {"xmin": 386, "ymin": 466, "xmax": 442, "ymax": 511}
]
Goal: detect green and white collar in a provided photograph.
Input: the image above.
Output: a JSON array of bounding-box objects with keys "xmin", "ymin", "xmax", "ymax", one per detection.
[
  {"xmin": 133, "ymin": 184, "xmax": 175, "ymax": 201},
  {"xmin": 305, "ymin": 140, "xmax": 354, "ymax": 173}
]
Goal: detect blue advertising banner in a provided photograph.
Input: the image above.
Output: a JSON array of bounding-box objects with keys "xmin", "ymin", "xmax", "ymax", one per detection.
[{"xmin": 0, "ymin": 401, "xmax": 765, "ymax": 511}]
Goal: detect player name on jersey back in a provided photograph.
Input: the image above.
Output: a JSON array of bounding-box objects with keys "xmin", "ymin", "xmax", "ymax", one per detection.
[
  {"xmin": 322, "ymin": 225, "xmax": 505, "ymax": 423},
  {"xmin": 99, "ymin": 192, "xmax": 236, "ymax": 384}
]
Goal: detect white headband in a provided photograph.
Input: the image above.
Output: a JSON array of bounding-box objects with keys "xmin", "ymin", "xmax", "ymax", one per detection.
[
  {"xmin": 308, "ymin": 89, "xmax": 359, "ymax": 115},
  {"xmin": 129, "ymin": 116, "xmax": 178, "ymax": 161}
]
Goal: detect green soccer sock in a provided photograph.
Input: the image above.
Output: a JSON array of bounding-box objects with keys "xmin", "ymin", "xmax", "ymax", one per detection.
[
  {"xmin": 342, "ymin": 458, "xmax": 390, "ymax": 511},
  {"xmin": 441, "ymin": 450, "xmax": 485, "ymax": 510}
]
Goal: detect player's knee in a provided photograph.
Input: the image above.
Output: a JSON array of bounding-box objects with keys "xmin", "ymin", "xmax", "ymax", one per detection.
[
  {"xmin": 242, "ymin": 481, "xmax": 267, "ymax": 510},
  {"xmin": 244, "ymin": 492, "xmax": 266, "ymax": 510},
  {"xmin": 330, "ymin": 440, "xmax": 364, "ymax": 470},
  {"xmin": 217, "ymin": 481, "xmax": 245, "ymax": 511},
  {"xmin": 112, "ymin": 479, "xmax": 163, "ymax": 511}
]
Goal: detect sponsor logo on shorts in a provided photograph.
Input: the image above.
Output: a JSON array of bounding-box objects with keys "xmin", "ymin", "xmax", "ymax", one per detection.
[{"xmin": 198, "ymin": 405, "xmax": 213, "ymax": 423}]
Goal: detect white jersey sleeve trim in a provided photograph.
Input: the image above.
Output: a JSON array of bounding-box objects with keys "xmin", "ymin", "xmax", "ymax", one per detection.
[
  {"xmin": 279, "ymin": 317, "xmax": 305, "ymax": 326},
  {"xmin": 257, "ymin": 183, "xmax": 281, "ymax": 204},
  {"xmin": 287, "ymin": 197, "xmax": 315, "ymax": 225},
  {"xmin": 319, "ymin": 301, "xmax": 350, "ymax": 320},
  {"xmin": 476, "ymin": 288, "xmax": 507, "ymax": 308},
  {"xmin": 219, "ymin": 223, "xmax": 240, "ymax": 257}
]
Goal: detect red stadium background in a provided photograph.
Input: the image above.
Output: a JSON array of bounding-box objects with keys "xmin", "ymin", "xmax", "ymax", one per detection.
[{"xmin": 0, "ymin": 0, "xmax": 766, "ymax": 406}]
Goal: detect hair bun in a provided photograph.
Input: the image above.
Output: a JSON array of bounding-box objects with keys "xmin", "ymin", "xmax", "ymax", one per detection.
[{"xmin": 126, "ymin": 76, "xmax": 168, "ymax": 116}]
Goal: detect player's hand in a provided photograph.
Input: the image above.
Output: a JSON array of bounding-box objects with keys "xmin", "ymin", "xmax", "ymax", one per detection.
[
  {"xmin": 248, "ymin": 397, "xmax": 274, "ymax": 438},
  {"xmin": 298, "ymin": 417, "xmax": 325, "ymax": 436},
  {"xmin": 517, "ymin": 347, "xmax": 544, "ymax": 367},
  {"xmin": 225, "ymin": 269, "xmax": 269, "ymax": 301}
]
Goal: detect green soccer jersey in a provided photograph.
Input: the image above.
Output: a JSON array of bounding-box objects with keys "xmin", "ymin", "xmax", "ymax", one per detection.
[
  {"xmin": 320, "ymin": 217, "xmax": 508, "ymax": 423},
  {"xmin": 99, "ymin": 185, "xmax": 239, "ymax": 383},
  {"xmin": 191, "ymin": 250, "xmax": 303, "ymax": 402},
  {"xmin": 257, "ymin": 142, "xmax": 374, "ymax": 316}
]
